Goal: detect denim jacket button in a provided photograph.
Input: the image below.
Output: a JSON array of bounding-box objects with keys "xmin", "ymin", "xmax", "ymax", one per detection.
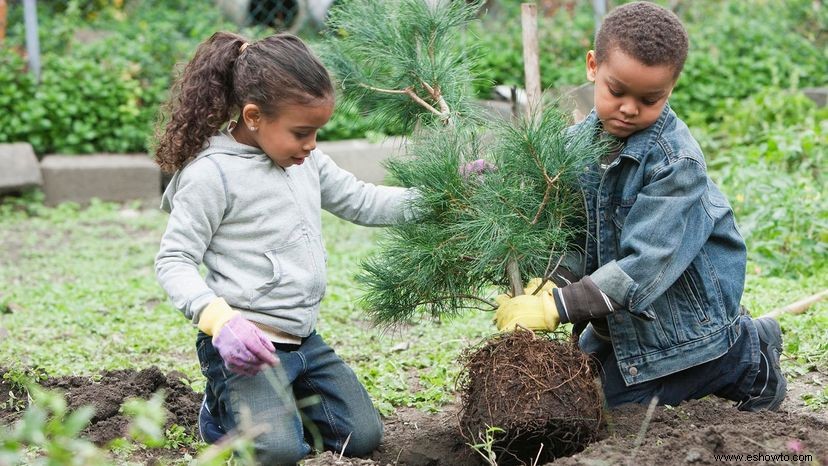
[
  {"xmin": 614, "ymin": 313, "xmax": 623, "ymax": 323},
  {"xmin": 629, "ymin": 366, "xmax": 639, "ymax": 376}
]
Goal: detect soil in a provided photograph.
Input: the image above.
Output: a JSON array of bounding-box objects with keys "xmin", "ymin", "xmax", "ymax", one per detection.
[
  {"xmin": 0, "ymin": 366, "xmax": 201, "ymax": 458},
  {"xmin": 2, "ymin": 367, "xmax": 826, "ymax": 465},
  {"xmin": 457, "ymin": 331, "xmax": 602, "ymax": 464}
]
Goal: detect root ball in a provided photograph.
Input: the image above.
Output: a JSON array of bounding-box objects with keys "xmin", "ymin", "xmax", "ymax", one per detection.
[{"xmin": 458, "ymin": 330, "xmax": 603, "ymax": 464}]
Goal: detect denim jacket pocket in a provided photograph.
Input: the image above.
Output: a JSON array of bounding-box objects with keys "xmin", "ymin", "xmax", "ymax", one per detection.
[
  {"xmin": 677, "ymin": 271, "xmax": 710, "ymax": 324},
  {"xmin": 628, "ymin": 306, "xmax": 671, "ymax": 351},
  {"xmin": 661, "ymin": 261, "xmax": 719, "ymax": 342},
  {"xmin": 630, "ymin": 305, "xmax": 656, "ymax": 320},
  {"xmin": 611, "ymin": 202, "xmax": 634, "ymax": 254}
]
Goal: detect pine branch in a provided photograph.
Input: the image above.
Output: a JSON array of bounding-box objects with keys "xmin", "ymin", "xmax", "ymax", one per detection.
[
  {"xmin": 322, "ymin": 0, "xmax": 482, "ymax": 130},
  {"xmin": 324, "ymin": 1, "xmax": 608, "ymax": 325},
  {"xmin": 359, "ymin": 83, "xmax": 444, "ymax": 118}
]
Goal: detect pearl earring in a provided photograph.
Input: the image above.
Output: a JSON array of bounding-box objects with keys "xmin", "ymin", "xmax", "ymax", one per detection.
[{"xmin": 249, "ymin": 126, "xmax": 257, "ymax": 132}]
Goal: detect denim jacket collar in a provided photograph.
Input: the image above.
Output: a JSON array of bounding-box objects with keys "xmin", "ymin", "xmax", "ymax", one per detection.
[{"xmin": 580, "ymin": 102, "xmax": 674, "ymax": 162}]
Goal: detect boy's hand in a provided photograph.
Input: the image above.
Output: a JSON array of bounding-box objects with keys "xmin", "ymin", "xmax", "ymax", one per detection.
[
  {"xmin": 549, "ymin": 267, "xmax": 580, "ymax": 287},
  {"xmin": 523, "ymin": 277, "xmax": 556, "ymax": 294},
  {"xmin": 555, "ymin": 276, "xmax": 621, "ymax": 323},
  {"xmin": 494, "ymin": 290, "xmax": 560, "ymax": 332},
  {"xmin": 198, "ymin": 298, "xmax": 279, "ymax": 376}
]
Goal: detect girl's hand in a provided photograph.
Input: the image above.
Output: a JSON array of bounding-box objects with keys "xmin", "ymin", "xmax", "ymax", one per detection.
[
  {"xmin": 213, "ymin": 315, "xmax": 279, "ymax": 376},
  {"xmin": 459, "ymin": 159, "xmax": 497, "ymax": 179}
]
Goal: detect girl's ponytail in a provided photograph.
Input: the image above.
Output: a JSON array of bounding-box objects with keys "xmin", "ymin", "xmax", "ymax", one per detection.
[
  {"xmin": 154, "ymin": 32, "xmax": 247, "ymax": 173},
  {"xmin": 154, "ymin": 32, "xmax": 333, "ymax": 173}
]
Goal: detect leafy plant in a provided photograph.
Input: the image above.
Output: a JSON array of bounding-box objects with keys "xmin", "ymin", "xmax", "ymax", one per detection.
[
  {"xmin": 0, "ymin": 1, "xmax": 248, "ymax": 155},
  {"xmin": 704, "ymin": 89, "xmax": 827, "ymax": 277},
  {"xmin": 121, "ymin": 391, "xmax": 167, "ymax": 448},
  {"xmin": 801, "ymin": 386, "xmax": 828, "ymax": 410},
  {"xmin": 1, "ymin": 367, "xmax": 46, "ymax": 412},
  {"xmin": 673, "ymin": 0, "xmax": 827, "ymax": 125},
  {"xmin": 163, "ymin": 424, "xmax": 194, "ymax": 450},
  {"xmin": 466, "ymin": 425, "xmax": 505, "ymax": 466},
  {"xmin": 0, "ymin": 386, "xmax": 107, "ymax": 466},
  {"xmin": 0, "ymin": 51, "xmax": 39, "ymax": 148}
]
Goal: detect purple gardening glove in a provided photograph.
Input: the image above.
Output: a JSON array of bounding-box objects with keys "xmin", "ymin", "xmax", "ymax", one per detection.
[
  {"xmin": 213, "ymin": 315, "xmax": 279, "ymax": 376},
  {"xmin": 459, "ymin": 159, "xmax": 497, "ymax": 179}
]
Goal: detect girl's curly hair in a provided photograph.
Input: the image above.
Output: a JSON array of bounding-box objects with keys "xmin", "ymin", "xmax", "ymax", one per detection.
[{"xmin": 153, "ymin": 32, "xmax": 334, "ymax": 173}]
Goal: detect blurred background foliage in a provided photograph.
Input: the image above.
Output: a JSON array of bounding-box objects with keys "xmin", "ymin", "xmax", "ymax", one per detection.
[{"xmin": 0, "ymin": 0, "xmax": 825, "ymax": 278}]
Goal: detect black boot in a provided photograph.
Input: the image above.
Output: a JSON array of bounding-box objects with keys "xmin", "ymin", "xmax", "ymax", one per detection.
[{"xmin": 737, "ymin": 317, "xmax": 787, "ymax": 411}]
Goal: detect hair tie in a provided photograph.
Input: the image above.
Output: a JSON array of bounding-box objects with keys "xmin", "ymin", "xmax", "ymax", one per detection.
[{"xmin": 239, "ymin": 42, "xmax": 250, "ymax": 54}]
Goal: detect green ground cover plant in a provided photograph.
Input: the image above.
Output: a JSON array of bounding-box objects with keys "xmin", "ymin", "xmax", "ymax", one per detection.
[
  {"xmin": 701, "ymin": 89, "xmax": 827, "ymax": 277},
  {"xmin": 0, "ymin": 0, "xmax": 406, "ymax": 154},
  {"xmin": 470, "ymin": 0, "xmax": 826, "ymax": 123}
]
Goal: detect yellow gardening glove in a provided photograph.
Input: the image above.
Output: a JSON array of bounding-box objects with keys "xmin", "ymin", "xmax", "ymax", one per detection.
[
  {"xmin": 494, "ymin": 282, "xmax": 560, "ymax": 332},
  {"xmin": 523, "ymin": 277, "xmax": 556, "ymax": 295},
  {"xmin": 197, "ymin": 297, "xmax": 240, "ymax": 336}
]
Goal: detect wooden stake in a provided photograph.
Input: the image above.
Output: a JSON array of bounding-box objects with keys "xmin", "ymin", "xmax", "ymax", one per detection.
[
  {"xmin": 521, "ymin": 3, "xmax": 542, "ymax": 120},
  {"xmin": 0, "ymin": 0, "xmax": 7, "ymax": 44},
  {"xmin": 763, "ymin": 289, "xmax": 828, "ymax": 319},
  {"xmin": 505, "ymin": 3, "xmax": 544, "ymax": 298}
]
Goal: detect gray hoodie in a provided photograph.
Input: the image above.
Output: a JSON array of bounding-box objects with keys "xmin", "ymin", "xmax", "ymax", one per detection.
[{"xmin": 155, "ymin": 133, "xmax": 418, "ymax": 337}]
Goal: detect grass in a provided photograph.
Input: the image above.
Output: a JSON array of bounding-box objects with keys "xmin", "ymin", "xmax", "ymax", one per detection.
[
  {"xmin": 0, "ymin": 194, "xmax": 493, "ymax": 415},
  {"xmin": 0, "ymin": 191, "xmax": 825, "ymax": 432}
]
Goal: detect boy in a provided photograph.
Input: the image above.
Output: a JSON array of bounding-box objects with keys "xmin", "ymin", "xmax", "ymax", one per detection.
[{"xmin": 494, "ymin": 1, "xmax": 786, "ymax": 411}]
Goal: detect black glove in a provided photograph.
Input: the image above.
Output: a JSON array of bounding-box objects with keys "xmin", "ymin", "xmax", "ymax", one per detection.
[
  {"xmin": 552, "ymin": 275, "xmax": 621, "ymax": 324},
  {"xmin": 548, "ymin": 266, "xmax": 580, "ymax": 287}
]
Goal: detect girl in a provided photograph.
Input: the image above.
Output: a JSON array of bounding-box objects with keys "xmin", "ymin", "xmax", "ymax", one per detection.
[{"xmin": 154, "ymin": 32, "xmax": 418, "ymax": 464}]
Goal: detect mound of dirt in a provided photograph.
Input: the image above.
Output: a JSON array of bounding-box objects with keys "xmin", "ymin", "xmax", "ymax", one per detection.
[
  {"xmin": 457, "ymin": 330, "xmax": 603, "ymax": 465},
  {"xmin": 0, "ymin": 366, "xmax": 201, "ymax": 446}
]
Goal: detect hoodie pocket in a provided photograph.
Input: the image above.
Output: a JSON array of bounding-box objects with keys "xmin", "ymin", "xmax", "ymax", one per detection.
[
  {"xmin": 250, "ymin": 235, "xmax": 325, "ymax": 307},
  {"xmin": 254, "ymin": 250, "xmax": 283, "ymax": 296}
]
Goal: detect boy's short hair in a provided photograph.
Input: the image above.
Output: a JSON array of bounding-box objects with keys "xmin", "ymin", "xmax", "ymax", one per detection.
[{"xmin": 595, "ymin": 1, "xmax": 689, "ymax": 78}]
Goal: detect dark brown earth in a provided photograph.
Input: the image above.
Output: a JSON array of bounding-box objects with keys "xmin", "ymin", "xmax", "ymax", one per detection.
[
  {"xmin": 347, "ymin": 397, "xmax": 828, "ymax": 466},
  {"xmin": 457, "ymin": 331, "xmax": 603, "ymax": 464},
  {"xmin": 0, "ymin": 366, "xmax": 201, "ymax": 458},
  {"xmin": 2, "ymin": 367, "xmax": 827, "ymax": 465}
]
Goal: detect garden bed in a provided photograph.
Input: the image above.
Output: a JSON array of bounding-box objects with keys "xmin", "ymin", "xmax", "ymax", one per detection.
[
  {"xmin": 0, "ymin": 204, "xmax": 825, "ymax": 465},
  {"xmin": 2, "ymin": 366, "xmax": 826, "ymax": 465}
]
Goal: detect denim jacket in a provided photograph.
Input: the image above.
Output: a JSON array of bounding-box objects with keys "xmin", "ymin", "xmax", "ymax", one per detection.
[{"xmin": 569, "ymin": 104, "xmax": 747, "ymax": 385}]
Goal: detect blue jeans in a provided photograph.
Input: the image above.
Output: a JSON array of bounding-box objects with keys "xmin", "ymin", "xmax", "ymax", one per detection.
[
  {"xmin": 579, "ymin": 315, "xmax": 760, "ymax": 407},
  {"xmin": 197, "ymin": 331, "xmax": 383, "ymax": 465}
]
